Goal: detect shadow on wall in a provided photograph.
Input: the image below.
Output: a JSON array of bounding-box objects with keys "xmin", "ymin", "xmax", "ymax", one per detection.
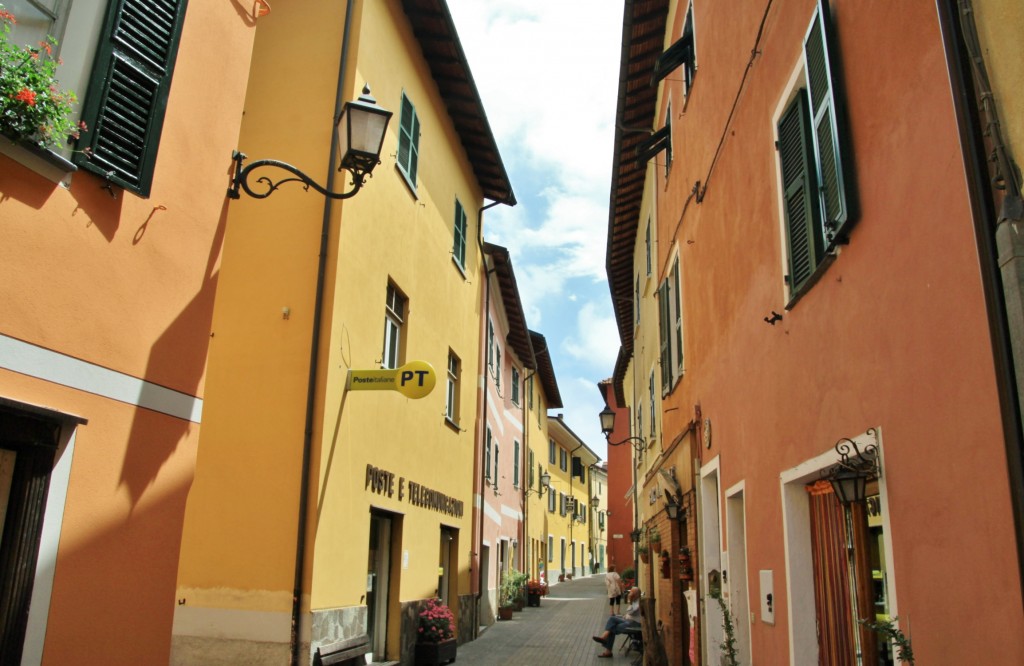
[{"xmin": 117, "ymin": 196, "xmax": 228, "ymax": 505}]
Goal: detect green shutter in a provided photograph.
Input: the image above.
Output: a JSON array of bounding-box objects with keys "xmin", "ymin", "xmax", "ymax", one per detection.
[
  {"xmin": 658, "ymin": 279, "xmax": 670, "ymax": 390},
  {"xmin": 673, "ymin": 261, "xmax": 683, "ymax": 373},
  {"xmin": 805, "ymin": 1, "xmax": 853, "ymax": 244},
  {"xmin": 453, "ymin": 199, "xmax": 466, "ymax": 266},
  {"xmin": 397, "ymin": 93, "xmax": 419, "ymax": 185},
  {"xmin": 75, "ymin": 0, "xmax": 188, "ymax": 197},
  {"xmin": 779, "ymin": 90, "xmax": 823, "ymax": 292}
]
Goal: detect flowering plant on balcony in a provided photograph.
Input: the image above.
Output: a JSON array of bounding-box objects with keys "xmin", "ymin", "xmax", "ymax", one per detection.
[
  {"xmin": 0, "ymin": 6, "xmax": 85, "ymax": 150},
  {"xmin": 526, "ymin": 579, "xmax": 549, "ymax": 596},
  {"xmin": 417, "ymin": 598, "xmax": 455, "ymax": 644}
]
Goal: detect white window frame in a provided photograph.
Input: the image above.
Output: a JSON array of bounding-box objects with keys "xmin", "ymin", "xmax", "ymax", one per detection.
[
  {"xmin": 382, "ymin": 282, "xmax": 406, "ymax": 369},
  {"xmin": 445, "ymin": 350, "xmax": 459, "ymax": 425}
]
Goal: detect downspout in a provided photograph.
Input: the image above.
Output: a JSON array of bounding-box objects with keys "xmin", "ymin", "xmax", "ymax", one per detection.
[
  {"xmin": 936, "ymin": 0, "xmax": 1024, "ymax": 606},
  {"xmin": 521, "ymin": 370, "xmax": 535, "ymax": 577},
  {"xmin": 290, "ymin": 1, "xmax": 356, "ymax": 663},
  {"xmin": 474, "ymin": 201, "xmax": 501, "ymax": 637}
]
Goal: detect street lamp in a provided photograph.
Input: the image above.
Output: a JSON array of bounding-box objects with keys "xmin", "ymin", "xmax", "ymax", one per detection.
[
  {"xmin": 229, "ymin": 84, "xmax": 393, "ymax": 200},
  {"xmin": 599, "ymin": 405, "xmax": 646, "ymax": 580},
  {"xmin": 526, "ymin": 470, "xmax": 551, "ymax": 497}
]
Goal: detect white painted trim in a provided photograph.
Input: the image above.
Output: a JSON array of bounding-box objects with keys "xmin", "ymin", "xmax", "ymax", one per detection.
[
  {"xmin": 484, "ymin": 499, "xmax": 502, "ymax": 526},
  {"xmin": 499, "ymin": 504, "xmax": 522, "ymax": 521},
  {"xmin": 0, "ymin": 334, "xmax": 203, "ymax": 423},
  {"xmin": 172, "ymin": 605, "xmax": 292, "ymax": 643},
  {"xmin": 20, "ymin": 426, "xmax": 76, "ymax": 666},
  {"xmin": 779, "ymin": 428, "xmax": 892, "ymax": 666}
]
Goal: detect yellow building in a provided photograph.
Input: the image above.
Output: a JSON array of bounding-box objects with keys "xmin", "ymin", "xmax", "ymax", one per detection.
[
  {"xmin": 545, "ymin": 416, "xmax": 600, "ymax": 580},
  {"xmin": 523, "ymin": 331, "xmax": 561, "ymax": 582},
  {"xmin": 171, "ymin": 1, "xmax": 514, "ymax": 664}
]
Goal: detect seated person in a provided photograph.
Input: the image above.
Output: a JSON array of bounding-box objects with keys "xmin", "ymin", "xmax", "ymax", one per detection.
[{"xmin": 592, "ymin": 586, "xmax": 641, "ymax": 658}]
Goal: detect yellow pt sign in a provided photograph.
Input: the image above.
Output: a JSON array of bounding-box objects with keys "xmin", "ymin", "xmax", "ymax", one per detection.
[{"xmin": 347, "ymin": 361, "xmax": 436, "ymax": 399}]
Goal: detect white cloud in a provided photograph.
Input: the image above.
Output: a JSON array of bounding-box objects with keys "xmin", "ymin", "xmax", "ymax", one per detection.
[{"xmin": 563, "ymin": 300, "xmax": 618, "ymax": 370}]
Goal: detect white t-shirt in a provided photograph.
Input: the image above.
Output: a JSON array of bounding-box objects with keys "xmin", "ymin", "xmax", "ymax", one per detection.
[{"xmin": 605, "ymin": 571, "xmax": 622, "ymax": 598}]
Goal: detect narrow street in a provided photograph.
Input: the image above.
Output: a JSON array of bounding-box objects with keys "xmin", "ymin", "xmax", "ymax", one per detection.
[{"xmin": 455, "ymin": 575, "xmax": 641, "ymax": 665}]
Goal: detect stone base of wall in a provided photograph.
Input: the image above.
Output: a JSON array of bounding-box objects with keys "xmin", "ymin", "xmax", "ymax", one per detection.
[{"xmin": 310, "ymin": 605, "xmax": 367, "ymax": 659}]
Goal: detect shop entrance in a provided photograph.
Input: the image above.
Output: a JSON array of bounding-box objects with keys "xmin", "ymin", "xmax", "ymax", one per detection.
[{"xmin": 366, "ymin": 511, "xmax": 393, "ymax": 661}]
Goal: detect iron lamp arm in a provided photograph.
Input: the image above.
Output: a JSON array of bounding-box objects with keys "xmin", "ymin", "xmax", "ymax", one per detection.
[
  {"xmin": 228, "ymin": 151, "xmax": 371, "ymax": 200},
  {"xmin": 606, "ymin": 435, "xmax": 645, "ymax": 453}
]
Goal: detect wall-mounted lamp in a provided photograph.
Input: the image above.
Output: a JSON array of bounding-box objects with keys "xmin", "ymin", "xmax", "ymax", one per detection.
[
  {"xmin": 228, "ymin": 84, "xmax": 393, "ymax": 201},
  {"xmin": 665, "ymin": 501, "xmax": 688, "ymax": 522},
  {"xmin": 599, "ymin": 406, "xmax": 645, "ymax": 453},
  {"xmin": 600, "ymin": 404, "xmax": 646, "ymax": 575},
  {"xmin": 822, "ymin": 430, "xmax": 880, "ymax": 506},
  {"xmin": 590, "ymin": 496, "xmax": 600, "ymax": 510},
  {"xmin": 527, "ymin": 470, "xmax": 552, "ymax": 498}
]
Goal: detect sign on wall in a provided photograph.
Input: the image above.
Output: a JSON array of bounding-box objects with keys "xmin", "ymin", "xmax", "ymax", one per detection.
[{"xmin": 347, "ymin": 360, "xmax": 436, "ymax": 399}]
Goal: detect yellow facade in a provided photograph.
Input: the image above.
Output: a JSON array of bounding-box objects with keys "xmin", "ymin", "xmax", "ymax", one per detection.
[
  {"xmin": 545, "ymin": 416, "xmax": 600, "ymax": 580},
  {"xmin": 173, "ymin": 1, "xmax": 512, "ymax": 663}
]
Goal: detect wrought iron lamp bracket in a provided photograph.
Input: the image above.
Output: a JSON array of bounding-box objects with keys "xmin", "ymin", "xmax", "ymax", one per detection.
[
  {"xmin": 228, "ymin": 151, "xmax": 375, "ymax": 201},
  {"xmin": 830, "ymin": 430, "xmax": 880, "ymax": 480},
  {"xmin": 606, "ymin": 435, "xmax": 646, "ymax": 454}
]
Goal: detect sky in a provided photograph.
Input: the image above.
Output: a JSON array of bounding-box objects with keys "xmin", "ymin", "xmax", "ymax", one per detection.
[{"xmin": 446, "ymin": 1, "xmax": 625, "ymax": 460}]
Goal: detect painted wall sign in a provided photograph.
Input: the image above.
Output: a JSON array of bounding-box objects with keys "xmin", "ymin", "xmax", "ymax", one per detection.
[
  {"xmin": 347, "ymin": 360, "xmax": 436, "ymax": 399},
  {"xmin": 365, "ymin": 463, "xmax": 465, "ymax": 518}
]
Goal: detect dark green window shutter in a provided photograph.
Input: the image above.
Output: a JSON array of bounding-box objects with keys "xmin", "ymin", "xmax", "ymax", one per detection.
[
  {"xmin": 397, "ymin": 93, "xmax": 419, "ymax": 186},
  {"xmin": 805, "ymin": 1, "xmax": 854, "ymax": 245},
  {"xmin": 453, "ymin": 199, "xmax": 467, "ymax": 267},
  {"xmin": 779, "ymin": 90, "xmax": 823, "ymax": 293},
  {"xmin": 75, "ymin": 0, "xmax": 188, "ymax": 197},
  {"xmin": 651, "ymin": 6, "xmax": 694, "ymax": 88},
  {"xmin": 658, "ymin": 279, "xmax": 671, "ymax": 390}
]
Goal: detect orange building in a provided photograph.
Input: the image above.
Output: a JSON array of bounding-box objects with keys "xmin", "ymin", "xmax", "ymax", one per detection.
[
  {"xmin": 607, "ymin": 0, "xmax": 1024, "ymax": 664},
  {"xmin": 0, "ymin": 1, "xmax": 255, "ymax": 663}
]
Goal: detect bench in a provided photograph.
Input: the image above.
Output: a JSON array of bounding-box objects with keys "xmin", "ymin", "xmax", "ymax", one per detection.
[{"xmin": 313, "ymin": 634, "xmax": 370, "ymax": 666}]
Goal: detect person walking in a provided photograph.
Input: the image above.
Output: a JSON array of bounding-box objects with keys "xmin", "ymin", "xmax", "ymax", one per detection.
[{"xmin": 604, "ymin": 564, "xmax": 623, "ymax": 615}]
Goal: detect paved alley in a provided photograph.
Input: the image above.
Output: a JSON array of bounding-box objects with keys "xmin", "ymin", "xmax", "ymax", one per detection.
[{"xmin": 453, "ymin": 575, "xmax": 640, "ymax": 665}]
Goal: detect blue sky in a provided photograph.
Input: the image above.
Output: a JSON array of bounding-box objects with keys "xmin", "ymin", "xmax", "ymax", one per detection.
[{"xmin": 447, "ymin": 1, "xmax": 624, "ymax": 459}]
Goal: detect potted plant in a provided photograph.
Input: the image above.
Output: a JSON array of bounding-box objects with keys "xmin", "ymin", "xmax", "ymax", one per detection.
[
  {"xmin": 415, "ymin": 598, "xmax": 457, "ymax": 666},
  {"xmin": 648, "ymin": 526, "xmax": 662, "ymax": 548},
  {"xmin": 526, "ymin": 578, "xmax": 548, "ymax": 606},
  {"xmin": 497, "ymin": 573, "xmax": 517, "ymax": 620},
  {"xmin": 638, "ymin": 544, "xmax": 650, "ymax": 564},
  {"xmin": 0, "ymin": 7, "xmax": 86, "ymax": 152}
]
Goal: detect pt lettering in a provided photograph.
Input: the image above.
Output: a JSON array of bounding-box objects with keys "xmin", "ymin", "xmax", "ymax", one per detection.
[{"xmin": 400, "ymin": 370, "xmax": 430, "ymax": 386}]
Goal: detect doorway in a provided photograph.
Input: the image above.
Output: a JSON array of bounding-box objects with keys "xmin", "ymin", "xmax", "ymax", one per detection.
[
  {"xmin": 438, "ymin": 527, "xmax": 456, "ymax": 606},
  {"xmin": 367, "ymin": 511, "xmax": 393, "ymax": 661},
  {"xmin": 700, "ymin": 463, "xmax": 723, "ymax": 666},
  {"xmin": 725, "ymin": 485, "xmax": 751, "ymax": 665},
  {"xmin": 0, "ymin": 407, "xmax": 60, "ymax": 665}
]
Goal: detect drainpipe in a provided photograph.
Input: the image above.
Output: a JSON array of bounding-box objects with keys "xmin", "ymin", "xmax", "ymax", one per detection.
[
  {"xmin": 289, "ymin": 1, "xmax": 356, "ymax": 663},
  {"xmin": 474, "ymin": 201, "xmax": 501, "ymax": 637},
  {"xmin": 521, "ymin": 369, "xmax": 535, "ymax": 577},
  {"xmin": 936, "ymin": 0, "xmax": 1024, "ymax": 606}
]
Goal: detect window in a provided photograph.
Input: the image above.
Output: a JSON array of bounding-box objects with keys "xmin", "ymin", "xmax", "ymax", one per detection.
[
  {"xmin": 653, "ymin": 2, "xmax": 696, "ymax": 96},
  {"xmin": 657, "ymin": 257, "xmax": 684, "ymax": 392},
  {"xmin": 484, "ymin": 428, "xmax": 492, "ymax": 480},
  {"xmin": 549, "ymin": 438, "xmax": 556, "ymax": 465},
  {"xmin": 495, "ymin": 347, "xmax": 501, "ymax": 391},
  {"xmin": 649, "ymin": 371, "xmax": 656, "ymax": 438},
  {"xmin": 527, "ymin": 375, "xmax": 534, "ymax": 410},
  {"xmin": 494, "ymin": 442, "xmax": 499, "ymax": 483},
  {"xmin": 634, "ymin": 275, "xmax": 641, "ymax": 327},
  {"xmin": 778, "ymin": 1, "xmax": 854, "ymax": 296},
  {"xmin": 452, "ymin": 199, "xmax": 467, "ymax": 269},
  {"xmin": 559, "ymin": 493, "xmax": 567, "ymax": 516},
  {"xmin": 396, "ymin": 91, "xmax": 420, "ymax": 190},
  {"xmin": 513, "ymin": 440, "xmax": 520, "ymax": 487},
  {"xmin": 559, "ymin": 447, "xmax": 567, "ymax": 472},
  {"xmin": 487, "ymin": 319, "xmax": 494, "ymax": 369},
  {"xmin": 382, "ymin": 282, "xmax": 406, "ymax": 369},
  {"xmin": 548, "ymin": 489, "xmax": 556, "ymax": 513},
  {"xmin": 6, "ymin": 1, "xmax": 70, "ymax": 57},
  {"xmin": 528, "ymin": 450, "xmax": 534, "ymax": 487},
  {"xmin": 73, "ymin": 0, "xmax": 189, "ymax": 196},
  {"xmin": 446, "ymin": 350, "xmax": 460, "ymax": 425},
  {"xmin": 645, "ymin": 217, "xmax": 652, "ymax": 277},
  {"xmin": 511, "ymin": 367, "xmax": 520, "ymax": 405},
  {"xmin": 547, "ymin": 535, "xmax": 553, "ymax": 561}
]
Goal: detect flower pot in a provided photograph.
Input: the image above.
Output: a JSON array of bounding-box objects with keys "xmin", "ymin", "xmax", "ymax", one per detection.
[
  {"xmin": 639, "ymin": 551, "xmax": 649, "ymax": 564},
  {"xmin": 527, "ymin": 592, "xmax": 542, "ymax": 607},
  {"xmin": 415, "ymin": 637, "xmax": 457, "ymax": 665},
  {"xmin": 513, "ymin": 597, "xmax": 525, "ymax": 611},
  {"xmin": 498, "ymin": 606, "xmax": 514, "ymax": 621}
]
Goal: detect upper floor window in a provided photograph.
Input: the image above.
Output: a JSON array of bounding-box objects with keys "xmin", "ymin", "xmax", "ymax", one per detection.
[
  {"xmin": 653, "ymin": 2, "xmax": 696, "ymax": 97},
  {"xmin": 484, "ymin": 427, "xmax": 492, "ymax": 480},
  {"xmin": 559, "ymin": 447, "xmax": 567, "ymax": 472},
  {"xmin": 657, "ymin": 256, "xmax": 684, "ymax": 392},
  {"xmin": 649, "ymin": 371, "xmax": 656, "ymax": 438},
  {"xmin": 382, "ymin": 282, "xmax": 406, "ymax": 369},
  {"xmin": 634, "ymin": 275, "xmax": 641, "ymax": 327},
  {"xmin": 452, "ymin": 199, "xmax": 467, "ymax": 269},
  {"xmin": 446, "ymin": 350, "xmax": 460, "ymax": 425},
  {"xmin": 396, "ymin": 91, "xmax": 420, "ymax": 191},
  {"xmin": 513, "ymin": 440, "xmax": 520, "ymax": 487},
  {"xmin": 4, "ymin": 0, "xmax": 187, "ymax": 195},
  {"xmin": 645, "ymin": 218, "xmax": 652, "ymax": 277},
  {"xmin": 548, "ymin": 438, "xmax": 556, "ymax": 465},
  {"xmin": 527, "ymin": 375, "xmax": 534, "ymax": 410},
  {"xmin": 777, "ymin": 1, "xmax": 854, "ymax": 298},
  {"xmin": 511, "ymin": 367, "xmax": 520, "ymax": 405}
]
